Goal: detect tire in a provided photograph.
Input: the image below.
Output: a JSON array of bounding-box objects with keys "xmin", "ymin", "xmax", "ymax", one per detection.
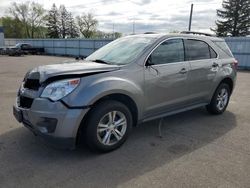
[
  {"xmin": 206, "ymin": 83, "xmax": 231, "ymax": 115},
  {"xmin": 83, "ymin": 100, "xmax": 133, "ymax": 152}
]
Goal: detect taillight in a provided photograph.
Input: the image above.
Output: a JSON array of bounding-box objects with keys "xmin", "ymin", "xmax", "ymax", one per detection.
[{"xmin": 233, "ymin": 59, "xmax": 238, "ymax": 69}]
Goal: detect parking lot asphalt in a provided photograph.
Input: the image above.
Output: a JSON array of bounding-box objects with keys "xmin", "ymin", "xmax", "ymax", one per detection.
[{"xmin": 0, "ymin": 55, "xmax": 249, "ymax": 188}]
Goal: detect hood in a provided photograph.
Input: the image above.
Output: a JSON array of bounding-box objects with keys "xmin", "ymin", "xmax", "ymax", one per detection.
[
  {"xmin": 26, "ymin": 61, "xmax": 120, "ymax": 83},
  {"xmin": 7, "ymin": 46, "xmax": 18, "ymax": 49}
]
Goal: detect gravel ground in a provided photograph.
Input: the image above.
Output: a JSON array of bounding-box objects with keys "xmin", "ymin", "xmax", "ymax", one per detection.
[{"xmin": 0, "ymin": 55, "xmax": 249, "ymax": 188}]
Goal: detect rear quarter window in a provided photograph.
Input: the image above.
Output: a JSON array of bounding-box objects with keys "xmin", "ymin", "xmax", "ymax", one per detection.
[{"xmin": 213, "ymin": 41, "xmax": 233, "ymax": 57}]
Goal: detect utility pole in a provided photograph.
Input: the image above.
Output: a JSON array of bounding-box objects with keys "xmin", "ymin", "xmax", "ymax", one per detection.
[
  {"xmin": 112, "ymin": 23, "xmax": 115, "ymax": 38},
  {"xmin": 188, "ymin": 3, "xmax": 194, "ymax": 31},
  {"xmin": 133, "ymin": 20, "xmax": 135, "ymax": 34}
]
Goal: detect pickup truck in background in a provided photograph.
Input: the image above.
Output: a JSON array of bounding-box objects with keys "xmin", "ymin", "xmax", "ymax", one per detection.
[{"xmin": 6, "ymin": 43, "xmax": 45, "ymax": 56}]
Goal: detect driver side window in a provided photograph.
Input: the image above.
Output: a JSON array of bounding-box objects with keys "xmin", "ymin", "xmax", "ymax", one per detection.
[{"xmin": 150, "ymin": 39, "xmax": 184, "ymax": 65}]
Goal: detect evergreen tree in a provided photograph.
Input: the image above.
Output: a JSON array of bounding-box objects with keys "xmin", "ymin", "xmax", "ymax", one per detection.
[
  {"xmin": 214, "ymin": 0, "xmax": 250, "ymax": 36},
  {"xmin": 46, "ymin": 4, "xmax": 60, "ymax": 38},
  {"xmin": 58, "ymin": 5, "xmax": 70, "ymax": 38},
  {"xmin": 68, "ymin": 13, "xmax": 79, "ymax": 38}
]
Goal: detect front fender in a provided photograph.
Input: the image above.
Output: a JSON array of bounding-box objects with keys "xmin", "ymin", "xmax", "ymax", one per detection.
[{"xmin": 62, "ymin": 75, "xmax": 144, "ymax": 118}]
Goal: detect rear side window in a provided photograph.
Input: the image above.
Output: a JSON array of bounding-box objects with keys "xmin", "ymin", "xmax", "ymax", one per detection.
[
  {"xmin": 150, "ymin": 39, "xmax": 184, "ymax": 65},
  {"xmin": 185, "ymin": 39, "xmax": 210, "ymax": 61},
  {"xmin": 213, "ymin": 41, "xmax": 233, "ymax": 57}
]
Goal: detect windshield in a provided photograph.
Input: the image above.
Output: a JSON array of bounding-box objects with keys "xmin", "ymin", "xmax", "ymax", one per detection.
[
  {"xmin": 15, "ymin": 43, "xmax": 31, "ymax": 48},
  {"xmin": 85, "ymin": 36, "xmax": 157, "ymax": 65},
  {"xmin": 15, "ymin": 43, "xmax": 21, "ymax": 48}
]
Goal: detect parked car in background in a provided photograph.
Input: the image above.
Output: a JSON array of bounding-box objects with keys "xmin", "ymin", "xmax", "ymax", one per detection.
[
  {"xmin": 13, "ymin": 32, "xmax": 237, "ymax": 152},
  {"xmin": 7, "ymin": 43, "xmax": 45, "ymax": 56},
  {"xmin": 0, "ymin": 46, "xmax": 7, "ymax": 55},
  {"xmin": 6, "ymin": 45, "xmax": 23, "ymax": 56}
]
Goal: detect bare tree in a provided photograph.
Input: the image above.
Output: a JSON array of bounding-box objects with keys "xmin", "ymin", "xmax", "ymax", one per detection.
[
  {"xmin": 9, "ymin": 1, "xmax": 45, "ymax": 38},
  {"xmin": 29, "ymin": 2, "xmax": 45, "ymax": 38},
  {"xmin": 76, "ymin": 13, "xmax": 98, "ymax": 38},
  {"xmin": 9, "ymin": 2, "xmax": 30, "ymax": 37}
]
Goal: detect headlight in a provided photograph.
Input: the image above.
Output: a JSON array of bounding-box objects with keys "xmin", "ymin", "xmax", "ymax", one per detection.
[{"xmin": 41, "ymin": 78, "xmax": 80, "ymax": 101}]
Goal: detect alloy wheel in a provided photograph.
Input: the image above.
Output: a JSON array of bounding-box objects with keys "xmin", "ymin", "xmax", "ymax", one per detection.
[
  {"xmin": 216, "ymin": 88, "xmax": 229, "ymax": 111},
  {"xmin": 97, "ymin": 111, "xmax": 127, "ymax": 146}
]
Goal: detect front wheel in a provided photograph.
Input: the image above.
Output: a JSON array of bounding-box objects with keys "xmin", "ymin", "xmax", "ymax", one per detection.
[
  {"xmin": 84, "ymin": 100, "xmax": 132, "ymax": 152},
  {"xmin": 206, "ymin": 83, "xmax": 231, "ymax": 115}
]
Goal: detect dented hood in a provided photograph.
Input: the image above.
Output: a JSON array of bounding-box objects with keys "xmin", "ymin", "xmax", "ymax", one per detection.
[{"xmin": 26, "ymin": 61, "xmax": 120, "ymax": 83}]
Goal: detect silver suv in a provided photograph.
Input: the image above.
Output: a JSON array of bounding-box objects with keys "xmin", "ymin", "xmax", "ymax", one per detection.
[{"xmin": 13, "ymin": 33, "xmax": 237, "ymax": 152}]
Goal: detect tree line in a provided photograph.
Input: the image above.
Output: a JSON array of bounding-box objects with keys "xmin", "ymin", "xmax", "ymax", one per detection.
[
  {"xmin": 0, "ymin": 0, "xmax": 249, "ymax": 38},
  {"xmin": 0, "ymin": 2, "xmax": 122, "ymax": 39}
]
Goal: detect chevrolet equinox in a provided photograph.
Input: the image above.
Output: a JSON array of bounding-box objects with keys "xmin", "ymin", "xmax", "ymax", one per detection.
[{"xmin": 13, "ymin": 33, "xmax": 237, "ymax": 152}]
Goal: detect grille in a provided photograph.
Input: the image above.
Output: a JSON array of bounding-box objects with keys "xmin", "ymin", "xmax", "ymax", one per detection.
[
  {"xmin": 24, "ymin": 79, "xmax": 40, "ymax": 90},
  {"xmin": 19, "ymin": 96, "xmax": 34, "ymax": 109}
]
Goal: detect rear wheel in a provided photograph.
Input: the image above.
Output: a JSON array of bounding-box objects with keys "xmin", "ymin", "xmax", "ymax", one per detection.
[
  {"xmin": 83, "ymin": 100, "xmax": 132, "ymax": 152},
  {"xmin": 206, "ymin": 83, "xmax": 231, "ymax": 114}
]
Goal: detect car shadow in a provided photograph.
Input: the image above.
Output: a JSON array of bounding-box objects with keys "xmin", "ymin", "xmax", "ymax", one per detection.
[{"xmin": 0, "ymin": 108, "xmax": 236, "ymax": 188}]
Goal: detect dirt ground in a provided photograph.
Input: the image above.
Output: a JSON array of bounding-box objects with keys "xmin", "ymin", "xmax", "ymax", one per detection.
[{"xmin": 0, "ymin": 55, "xmax": 249, "ymax": 188}]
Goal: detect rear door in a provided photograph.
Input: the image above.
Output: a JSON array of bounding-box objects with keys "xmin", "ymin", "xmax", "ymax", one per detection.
[
  {"xmin": 184, "ymin": 39, "xmax": 218, "ymax": 103},
  {"xmin": 144, "ymin": 38, "xmax": 190, "ymax": 117}
]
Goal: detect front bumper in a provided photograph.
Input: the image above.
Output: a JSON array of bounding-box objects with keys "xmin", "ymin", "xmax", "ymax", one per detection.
[{"xmin": 13, "ymin": 98, "xmax": 89, "ymax": 149}]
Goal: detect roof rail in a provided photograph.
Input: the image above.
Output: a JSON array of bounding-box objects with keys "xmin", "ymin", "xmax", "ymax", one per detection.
[
  {"xmin": 180, "ymin": 31, "xmax": 214, "ymax": 37},
  {"xmin": 144, "ymin": 32, "xmax": 158, "ymax": 34}
]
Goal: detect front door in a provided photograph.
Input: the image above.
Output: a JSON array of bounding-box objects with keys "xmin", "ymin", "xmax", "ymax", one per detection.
[{"xmin": 144, "ymin": 38, "xmax": 190, "ymax": 117}]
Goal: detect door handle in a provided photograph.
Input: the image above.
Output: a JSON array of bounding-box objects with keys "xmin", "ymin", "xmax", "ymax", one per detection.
[
  {"xmin": 212, "ymin": 62, "xmax": 219, "ymax": 68},
  {"xmin": 179, "ymin": 68, "xmax": 187, "ymax": 74}
]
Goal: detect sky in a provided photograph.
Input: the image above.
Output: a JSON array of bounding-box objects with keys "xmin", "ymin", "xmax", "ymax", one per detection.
[{"xmin": 0, "ymin": 0, "xmax": 222, "ymax": 34}]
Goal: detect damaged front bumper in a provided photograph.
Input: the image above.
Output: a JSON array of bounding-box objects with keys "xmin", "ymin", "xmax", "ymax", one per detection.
[{"xmin": 13, "ymin": 97, "xmax": 89, "ymax": 149}]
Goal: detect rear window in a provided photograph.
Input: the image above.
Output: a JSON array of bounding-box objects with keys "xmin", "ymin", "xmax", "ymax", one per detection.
[
  {"xmin": 185, "ymin": 39, "xmax": 210, "ymax": 61},
  {"xmin": 213, "ymin": 41, "xmax": 233, "ymax": 57}
]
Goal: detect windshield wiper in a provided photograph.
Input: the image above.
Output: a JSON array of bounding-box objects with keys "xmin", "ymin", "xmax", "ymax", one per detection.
[{"xmin": 90, "ymin": 59, "xmax": 110, "ymax": 64}]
